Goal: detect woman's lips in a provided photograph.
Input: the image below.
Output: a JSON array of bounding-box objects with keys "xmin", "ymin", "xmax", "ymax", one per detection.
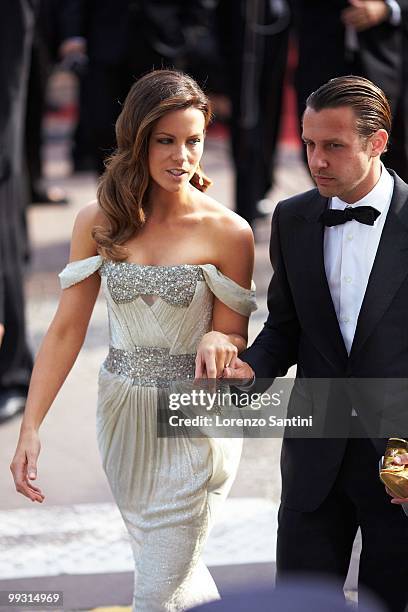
[{"xmin": 166, "ymin": 169, "xmax": 188, "ymax": 181}]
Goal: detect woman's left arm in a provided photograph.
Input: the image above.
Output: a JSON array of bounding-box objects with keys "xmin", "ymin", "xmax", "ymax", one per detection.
[{"xmin": 195, "ymin": 218, "xmax": 254, "ymax": 378}]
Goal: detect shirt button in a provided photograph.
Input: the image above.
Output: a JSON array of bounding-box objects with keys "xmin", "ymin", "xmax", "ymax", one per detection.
[
  {"xmin": 344, "ymin": 276, "xmax": 352, "ymax": 284},
  {"xmin": 346, "ymin": 234, "xmax": 353, "ymax": 241},
  {"xmin": 341, "ymin": 316, "xmax": 350, "ymax": 323}
]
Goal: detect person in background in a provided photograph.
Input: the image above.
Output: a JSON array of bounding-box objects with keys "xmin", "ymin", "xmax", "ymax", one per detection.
[
  {"xmin": 292, "ymin": 0, "xmax": 406, "ymax": 175},
  {"xmin": 385, "ymin": 0, "xmax": 408, "ymax": 181},
  {"xmin": 0, "ymin": 0, "xmax": 34, "ymax": 424},
  {"xmin": 25, "ymin": 0, "xmax": 69, "ymax": 205},
  {"xmin": 58, "ymin": 0, "xmax": 214, "ymax": 174},
  {"xmin": 216, "ymin": 0, "xmax": 291, "ymax": 226}
]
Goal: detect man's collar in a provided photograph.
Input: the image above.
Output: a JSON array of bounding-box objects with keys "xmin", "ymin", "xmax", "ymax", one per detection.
[{"xmin": 330, "ymin": 163, "xmax": 393, "ymax": 216}]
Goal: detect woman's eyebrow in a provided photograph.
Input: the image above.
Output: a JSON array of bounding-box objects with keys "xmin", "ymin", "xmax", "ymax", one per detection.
[{"xmin": 153, "ymin": 131, "xmax": 203, "ymax": 138}]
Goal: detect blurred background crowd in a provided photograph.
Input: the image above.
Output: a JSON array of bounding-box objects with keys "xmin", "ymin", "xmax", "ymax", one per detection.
[{"xmin": 1, "ymin": 0, "xmax": 408, "ymax": 423}]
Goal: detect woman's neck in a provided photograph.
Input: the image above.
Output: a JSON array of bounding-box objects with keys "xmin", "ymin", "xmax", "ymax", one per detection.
[{"xmin": 147, "ymin": 184, "xmax": 195, "ymax": 222}]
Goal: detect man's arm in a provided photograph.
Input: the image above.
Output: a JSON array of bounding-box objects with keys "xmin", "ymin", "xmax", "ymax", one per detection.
[
  {"xmin": 341, "ymin": 0, "xmax": 401, "ymax": 31},
  {"xmin": 240, "ymin": 202, "xmax": 300, "ymax": 379}
]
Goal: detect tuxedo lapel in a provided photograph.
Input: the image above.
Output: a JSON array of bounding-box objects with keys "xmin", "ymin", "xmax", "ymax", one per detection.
[
  {"xmin": 290, "ymin": 191, "xmax": 349, "ymax": 368},
  {"xmin": 349, "ymin": 173, "xmax": 408, "ymax": 361}
]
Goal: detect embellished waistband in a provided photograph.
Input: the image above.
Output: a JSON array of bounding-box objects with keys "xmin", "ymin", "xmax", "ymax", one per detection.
[{"xmin": 103, "ymin": 346, "xmax": 196, "ymax": 388}]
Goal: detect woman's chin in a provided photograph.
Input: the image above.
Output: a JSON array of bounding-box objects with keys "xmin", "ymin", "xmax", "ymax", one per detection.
[
  {"xmin": 158, "ymin": 179, "xmax": 189, "ymax": 193},
  {"xmin": 165, "ymin": 183, "xmax": 185, "ymax": 193}
]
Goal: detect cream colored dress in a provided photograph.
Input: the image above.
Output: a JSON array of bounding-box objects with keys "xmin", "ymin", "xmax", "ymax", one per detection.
[{"xmin": 59, "ymin": 256, "xmax": 257, "ymax": 612}]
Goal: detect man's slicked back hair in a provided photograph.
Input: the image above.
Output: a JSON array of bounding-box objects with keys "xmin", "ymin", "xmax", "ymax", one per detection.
[{"xmin": 306, "ymin": 75, "xmax": 392, "ymax": 138}]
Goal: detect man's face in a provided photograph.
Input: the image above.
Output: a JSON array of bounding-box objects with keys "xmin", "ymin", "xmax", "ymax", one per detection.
[{"xmin": 302, "ymin": 106, "xmax": 378, "ymax": 203}]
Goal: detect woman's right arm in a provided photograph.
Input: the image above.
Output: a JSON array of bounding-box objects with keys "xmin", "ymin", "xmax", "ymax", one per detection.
[{"xmin": 10, "ymin": 203, "xmax": 102, "ymax": 503}]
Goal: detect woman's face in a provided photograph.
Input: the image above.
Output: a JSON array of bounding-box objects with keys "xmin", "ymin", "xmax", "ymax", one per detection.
[{"xmin": 148, "ymin": 107, "xmax": 205, "ymax": 193}]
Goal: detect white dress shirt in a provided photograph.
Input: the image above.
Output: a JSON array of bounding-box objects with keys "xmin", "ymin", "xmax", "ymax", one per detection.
[{"xmin": 324, "ymin": 165, "xmax": 394, "ymax": 355}]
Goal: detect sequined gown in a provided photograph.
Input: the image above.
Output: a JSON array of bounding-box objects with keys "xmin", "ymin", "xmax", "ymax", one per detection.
[{"xmin": 59, "ymin": 256, "xmax": 257, "ymax": 611}]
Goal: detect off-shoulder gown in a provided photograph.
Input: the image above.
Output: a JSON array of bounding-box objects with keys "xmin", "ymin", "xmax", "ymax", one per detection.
[{"xmin": 59, "ymin": 256, "xmax": 257, "ymax": 611}]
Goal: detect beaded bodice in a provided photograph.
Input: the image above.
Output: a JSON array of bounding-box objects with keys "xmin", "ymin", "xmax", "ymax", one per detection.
[
  {"xmin": 59, "ymin": 256, "xmax": 257, "ymax": 386},
  {"xmin": 99, "ymin": 260, "xmax": 204, "ymax": 307}
]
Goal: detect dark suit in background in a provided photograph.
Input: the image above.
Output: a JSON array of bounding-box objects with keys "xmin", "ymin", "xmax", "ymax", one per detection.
[
  {"xmin": 59, "ymin": 0, "xmax": 213, "ymax": 173},
  {"xmin": 25, "ymin": 0, "xmax": 60, "ymax": 203},
  {"xmin": 386, "ymin": 0, "xmax": 408, "ymax": 180},
  {"xmin": 0, "ymin": 1, "xmax": 34, "ymax": 410},
  {"xmin": 216, "ymin": 0, "xmax": 291, "ymax": 224},
  {"xmin": 293, "ymin": 0, "xmax": 403, "ymax": 115},
  {"xmin": 242, "ymin": 173, "xmax": 408, "ymax": 611},
  {"xmin": 293, "ymin": 0, "xmax": 406, "ymax": 180}
]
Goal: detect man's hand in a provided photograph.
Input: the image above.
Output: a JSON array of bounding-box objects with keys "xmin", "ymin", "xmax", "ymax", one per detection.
[
  {"xmin": 341, "ymin": 0, "xmax": 390, "ymax": 31},
  {"xmin": 222, "ymin": 356, "xmax": 255, "ymax": 385},
  {"xmin": 385, "ymin": 453, "xmax": 408, "ymax": 505},
  {"xmin": 0, "ymin": 324, "xmax": 4, "ymax": 347}
]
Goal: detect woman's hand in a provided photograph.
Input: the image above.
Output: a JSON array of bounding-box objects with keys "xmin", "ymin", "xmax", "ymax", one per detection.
[
  {"xmin": 195, "ymin": 331, "xmax": 238, "ymax": 379},
  {"xmin": 385, "ymin": 453, "xmax": 408, "ymax": 505},
  {"xmin": 0, "ymin": 324, "xmax": 4, "ymax": 347},
  {"xmin": 10, "ymin": 430, "xmax": 45, "ymax": 503}
]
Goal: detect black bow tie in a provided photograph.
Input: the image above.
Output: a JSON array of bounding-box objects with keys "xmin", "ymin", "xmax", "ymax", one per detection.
[{"xmin": 321, "ymin": 205, "xmax": 381, "ymax": 227}]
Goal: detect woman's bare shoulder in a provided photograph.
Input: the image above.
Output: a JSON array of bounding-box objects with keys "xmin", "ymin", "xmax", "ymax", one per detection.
[
  {"xmin": 70, "ymin": 201, "xmax": 109, "ymax": 260},
  {"xmin": 198, "ymin": 193, "xmax": 253, "ymax": 243},
  {"xmin": 196, "ymin": 194, "xmax": 254, "ymax": 285},
  {"xmin": 74, "ymin": 200, "xmax": 108, "ymax": 229}
]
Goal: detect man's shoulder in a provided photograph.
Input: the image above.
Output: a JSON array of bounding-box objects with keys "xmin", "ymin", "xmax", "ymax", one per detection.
[
  {"xmin": 276, "ymin": 187, "xmax": 321, "ymax": 216},
  {"xmin": 388, "ymin": 168, "xmax": 408, "ymax": 193}
]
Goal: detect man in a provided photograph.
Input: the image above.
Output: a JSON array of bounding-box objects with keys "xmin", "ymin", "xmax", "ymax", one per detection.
[{"xmin": 225, "ymin": 76, "xmax": 408, "ymax": 611}]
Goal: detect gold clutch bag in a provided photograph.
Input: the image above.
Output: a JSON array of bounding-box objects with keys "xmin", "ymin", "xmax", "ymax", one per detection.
[{"xmin": 380, "ymin": 438, "xmax": 408, "ymax": 498}]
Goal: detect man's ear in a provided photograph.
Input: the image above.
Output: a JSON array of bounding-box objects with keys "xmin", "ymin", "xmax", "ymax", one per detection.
[{"xmin": 370, "ymin": 128, "xmax": 389, "ymax": 157}]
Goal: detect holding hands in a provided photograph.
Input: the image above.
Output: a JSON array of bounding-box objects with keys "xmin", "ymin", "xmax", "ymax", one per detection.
[
  {"xmin": 195, "ymin": 331, "xmax": 255, "ymax": 385},
  {"xmin": 195, "ymin": 331, "xmax": 239, "ymax": 379},
  {"xmin": 222, "ymin": 356, "xmax": 255, "ymax": 386}
]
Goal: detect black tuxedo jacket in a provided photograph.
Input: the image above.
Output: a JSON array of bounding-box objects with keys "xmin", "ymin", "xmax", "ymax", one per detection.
[
  {"xmin": 292, "ymin": 0, "xmax": 403, "ymax": 114},
  {"xmin": 243, "ymin": 171, "xmax": 408, "ymax": 511}
]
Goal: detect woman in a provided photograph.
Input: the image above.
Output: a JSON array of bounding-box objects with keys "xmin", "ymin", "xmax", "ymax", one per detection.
[{"xmin": 10, "ymin": 70, "xmax": 256, "ymax": 610}]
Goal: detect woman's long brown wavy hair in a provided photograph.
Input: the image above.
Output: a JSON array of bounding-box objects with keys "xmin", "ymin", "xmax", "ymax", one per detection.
[{"xmin": 94, "ymin": 70, "xmax": 213, "ymax": 261}]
